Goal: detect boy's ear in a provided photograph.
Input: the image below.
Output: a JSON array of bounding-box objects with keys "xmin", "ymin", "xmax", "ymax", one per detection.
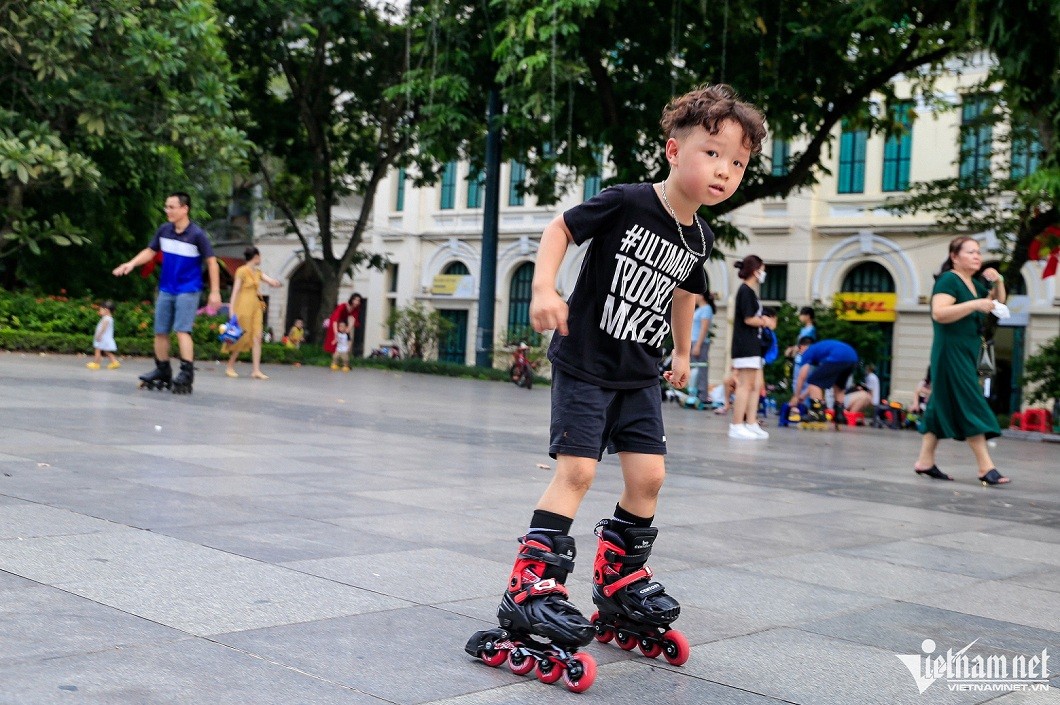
[{"xmin": 664, "ymin": 137, "xmax": 681, "ymax": 166}]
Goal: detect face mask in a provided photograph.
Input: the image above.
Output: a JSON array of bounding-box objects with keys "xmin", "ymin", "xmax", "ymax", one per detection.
[{"xmin": 755, "ymin": 270, "xmax": 767, "ymax": 283}]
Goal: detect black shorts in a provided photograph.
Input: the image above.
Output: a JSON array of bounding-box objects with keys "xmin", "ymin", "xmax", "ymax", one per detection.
[
  {"xmin": 548, "ymin": 369, "xmax": 666, "ymax": 460},
  {"xmin": 806, "ymin": 361, "xmax": 857, "ymax": 391}
]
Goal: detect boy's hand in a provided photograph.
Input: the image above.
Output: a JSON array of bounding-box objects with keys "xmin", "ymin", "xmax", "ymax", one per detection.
[
  {"xmin": 113, "ymin": 262, "xmax": 134, "ymax": 276},
  {"xmin": 665, "ymin": 352, "xmax": 690, "ymax": 389},
  {"xmin": 530, "ymin": 290, "xmax": 569, "ymax": 335}
]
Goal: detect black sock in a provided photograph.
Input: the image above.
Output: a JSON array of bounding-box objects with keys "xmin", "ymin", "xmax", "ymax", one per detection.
[
  {"xmin": 610, "ymin": 503, "xmax": 653, "ymax": 530},
  {"xmin": 528, "ymin": 509, "xmax": 573, "ymax": 537}
]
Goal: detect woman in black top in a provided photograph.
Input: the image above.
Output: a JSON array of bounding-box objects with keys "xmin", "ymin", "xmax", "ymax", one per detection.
[{"xmin": 729, "ymin": 255, "xmax": 776, "ymax": 439}]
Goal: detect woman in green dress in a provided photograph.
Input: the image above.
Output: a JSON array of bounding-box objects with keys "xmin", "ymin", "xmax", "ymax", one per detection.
[{"xmin": 913, "ymin": 236, "xmax": 1009, "ymax": 485}]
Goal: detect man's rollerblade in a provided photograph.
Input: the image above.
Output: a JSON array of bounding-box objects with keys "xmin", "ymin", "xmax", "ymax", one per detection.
[
  {"xmin": 799, "ymin": 399, "xmax": 828, "ymax": 430},
  {"xmin": 832, "ymin": 403, "xmax": 847, "ymax": 429},
  {"xmin": 138, "ymin": 358, "xmax": 172, "ymax": 391},
  {"xmin": 171, "ymin": 359, "xmax": 194, "ymax": 394},
  {"xmin": 590, "ymin": 519, "xmax": 690, "ymax": 666},
  {"xmin": 466, "ymin": 533, "xmax": 597, "ymax": 693}
]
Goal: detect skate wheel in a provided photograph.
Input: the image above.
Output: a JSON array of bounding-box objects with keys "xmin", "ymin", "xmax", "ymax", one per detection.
[
  {"xmin": 507, "ymin": 649, "xmax": 535, "ymax": 676},
  {"xmin": 535, "ymin": 656, "xmax": 564, "ymax": 684},
  {"xmin": 615, "ymin": 631, "xmax": 638, "ymax": 651},
  {"xmin": 590, "ymin": 612, "xmax": 614, "ymax": 643},
  {"xmin": 479, "ymin": 647, "xmax": 508, "ymax": 668},
  {"xmin": 563, "ymin": 652, "xmax": 596, "ymax": 693},
  {"xmin": 661, "ymin": 629, "xmax": 690, "ymax": 666},
  {"xmin": 639, "ymin": 638, "xmax": 663, "ymax": 659}
]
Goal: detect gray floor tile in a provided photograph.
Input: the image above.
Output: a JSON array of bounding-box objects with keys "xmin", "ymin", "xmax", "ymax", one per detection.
[
  {"xmin": 0, "ymin": 585, "xmax": 184, "ymax": 664},
  {"xmin": 735, "ymin": 551, "xmax": 985, "ymax": 600},
  {"xmin": 0, "ymin": 637, "xmax": 386, "ymax": 704},
  {"xmin": 907, "ymin": 581, "xmax": 1060, "ymax": 632},
  {"xmin": 839, "ymin": 540, "xmax": 1049, "ymax": 580},
  {"xmin": 684, "ymin": 628, "xmax": 996, "ymax": 705},
  {"xmin": 801, "ymin": 600, "xmax": 1059, "ymax": 656},
  {"xmin": 288, "ymin": 548, "xmax": 511, "ymax": 605}
]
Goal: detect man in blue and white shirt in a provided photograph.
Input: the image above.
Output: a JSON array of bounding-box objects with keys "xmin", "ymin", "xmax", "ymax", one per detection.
[{"xmin": 113, "ymin": 192, "xmax": 221, "ymax": 370}]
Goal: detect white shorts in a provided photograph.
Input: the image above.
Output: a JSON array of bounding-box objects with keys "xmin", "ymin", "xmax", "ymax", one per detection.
[{"xmin": 732, "ymin": 356, "xmax": 763, "ymax": 370}]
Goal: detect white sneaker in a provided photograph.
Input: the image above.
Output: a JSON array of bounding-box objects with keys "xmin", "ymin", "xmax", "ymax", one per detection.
[
  {"xmin": 745, "ymin": 423, "xmax": 769, "ymax": 439},
  {"xmin": 729, "ymin": 424, "xmax": 757, "ymax": 439}
]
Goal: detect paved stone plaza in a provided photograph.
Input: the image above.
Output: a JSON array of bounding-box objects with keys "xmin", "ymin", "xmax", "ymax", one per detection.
[{"xmin": 0, "ymin": 352, "xmax": 1057, "ymax": 704}]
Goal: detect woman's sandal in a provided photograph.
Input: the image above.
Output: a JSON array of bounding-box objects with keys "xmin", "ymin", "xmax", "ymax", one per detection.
[
  {"xmin": 914, "ymin": 465, "xmax": 953, "ymax": 481},
  {"xmin": 978, "ymin": 469, "xmax": 1010, "ymax": 486}
]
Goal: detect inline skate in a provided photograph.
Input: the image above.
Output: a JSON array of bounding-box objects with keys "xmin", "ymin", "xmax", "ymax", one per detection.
[
  {"xmin": 466, "ymin": 533, "xmax": 597, "ymax": 693},
  {"xmin": 590, "ymin": 519, "xmax": 690, "ymax": 666},
  {"xmin": 832, "ymin": 403, "xmax": 847, "ymax": 428},
  {"xmin": 138, "ymin": 358, "xmax": 172, "ymax": 391},
  {"xmin": 799, "ymin": 399, "xmax": 829, "ymax": 431},
  {"xmin": 171, "ymin": 359, "xmax": 194, "ymax": 394}
]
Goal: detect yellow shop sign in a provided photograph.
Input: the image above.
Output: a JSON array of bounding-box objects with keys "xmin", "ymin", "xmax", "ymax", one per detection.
[{"xmin": 834, "ymin": 292, "xmax": 897, "ymax": 322}]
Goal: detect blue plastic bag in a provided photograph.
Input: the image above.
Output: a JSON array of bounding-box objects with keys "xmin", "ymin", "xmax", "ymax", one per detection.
[
  {"xmin": 760, "ymin": 328, "xmax": 779, "ymax": 364},
  {"xmin": 218, "ymin": 315, "xmax": 243, "ymax": 344}
]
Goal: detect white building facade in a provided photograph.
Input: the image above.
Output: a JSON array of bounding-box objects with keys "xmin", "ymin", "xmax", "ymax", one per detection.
[{"xmin": 251, "ymin": 60, "xmax": 1058, "ymax": 414}]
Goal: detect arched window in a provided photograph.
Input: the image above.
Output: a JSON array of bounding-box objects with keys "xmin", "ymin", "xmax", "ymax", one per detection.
[
  {"xmin": 841, "ymin": 261, "xmax": 896, "ymax": 397},
  {"xmin": 507, "ymin": 262, "xmax": 535, "ymax": 343},
  {"xmin": 443, "ymin": 261, "xmax": 470, "ymax": 276},
  {"xmin": 841, "ymin": 261, "xmax": 895, "ymax": 292}
]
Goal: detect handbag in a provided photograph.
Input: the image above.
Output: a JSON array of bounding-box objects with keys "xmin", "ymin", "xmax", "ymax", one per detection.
[
  {"xmin": 977, "ymin": 337, "xmax": 996, "ymax": 377},
  {"xmin": 218, "ymin": 315, "xmax": 244, "ymax": 344}
]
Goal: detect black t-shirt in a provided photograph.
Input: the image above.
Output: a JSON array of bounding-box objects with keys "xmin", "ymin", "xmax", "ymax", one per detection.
[
  {"xmin": 548, "ymin": 183, "xmax": 711, "ymax": 389},
  {"xmin": 730, "ymin": 283, "xmax": 763, "ymax": 358}
]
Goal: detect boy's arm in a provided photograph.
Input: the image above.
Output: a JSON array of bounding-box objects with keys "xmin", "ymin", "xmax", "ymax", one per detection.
[
  {"xmin": 113, "ymin": 248, "xmax": 157, "ymax": 276},
  {"xmin": 666, "ymin": 288, "xmax": 695, "ymax": 389},
  {"xmin": 530, "ymin": 215, "xmax": 574, "ymax": 335}
]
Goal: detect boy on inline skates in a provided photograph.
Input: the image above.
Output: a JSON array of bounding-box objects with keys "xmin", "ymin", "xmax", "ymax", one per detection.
[{"xmin": 466, "ymin": 85, "xmax": 766, "ymax": 692}]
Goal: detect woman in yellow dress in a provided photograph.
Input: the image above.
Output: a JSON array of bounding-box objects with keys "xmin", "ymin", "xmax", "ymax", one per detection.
[{"xmin": 223, "ymin": 246, "xmax": 282, "ymax": 379}]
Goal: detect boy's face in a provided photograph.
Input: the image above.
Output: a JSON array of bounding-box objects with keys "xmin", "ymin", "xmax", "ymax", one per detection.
[
  {"xmin": 667, "ymin": 119, "xmax": 751, "ymax": 207},
  {"xmin": 295, "ymin": 320, "xmax": 303, "ymax": 328}
]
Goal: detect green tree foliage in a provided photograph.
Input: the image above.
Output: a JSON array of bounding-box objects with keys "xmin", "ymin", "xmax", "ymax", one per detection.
[
  {"xmin": 1021, "ymin": 336, "xmax": 1060, "ymax": 408},
  {"xmin": 402, "ymin": 1, "xmax": 974, "ymax": 251},
  {"xmin": 219, "ymin": 0, "xmax": 409, "ymax": 332},
  {"xmin": 0, "ymin": 0, "xmax": 246, "ymax": 295},
  {"xmin": 885, "ymin": 2, "xmax": 1060, "ymax": 292}
]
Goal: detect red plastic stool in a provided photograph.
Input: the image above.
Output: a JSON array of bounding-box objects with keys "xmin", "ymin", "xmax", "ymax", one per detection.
[
  {"xmin": 1009, "ymin": 412, "xmax": 1023, "ymax": 429},
  {"xmin": 845, "ymin": 411, "xmax": 864, "ymax": 426},
  {"xmin": 1021, "ymin": 409, "xmax": 1051, "ymax": 433}
]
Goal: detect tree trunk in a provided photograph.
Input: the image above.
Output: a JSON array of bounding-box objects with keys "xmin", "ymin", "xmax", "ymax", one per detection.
[{"xmin": 314, "ymin": 265, "xmax": 341, "ymax": 339}]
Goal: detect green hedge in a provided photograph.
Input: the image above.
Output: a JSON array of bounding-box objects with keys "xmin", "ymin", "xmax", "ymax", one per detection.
[
  {"xmin": 0, "ymin": 328, "xmax": 537, "ymax": 382},
  {"xmin": 0, "ymin": 289, "xmax": 545, "ymax": 383}
]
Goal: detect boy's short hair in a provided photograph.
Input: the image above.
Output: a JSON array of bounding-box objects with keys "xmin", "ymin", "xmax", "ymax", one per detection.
[
  {"xmin": 798, "ymin": 336, "xmax": 814, "ymax": 346},
  {"xmin": 102, "ymin": 300, "xmax": 115, "ymax": 313},
  {"xmin": 661, "ymin": 84, "xmax": 766, "ymax": 155}
]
